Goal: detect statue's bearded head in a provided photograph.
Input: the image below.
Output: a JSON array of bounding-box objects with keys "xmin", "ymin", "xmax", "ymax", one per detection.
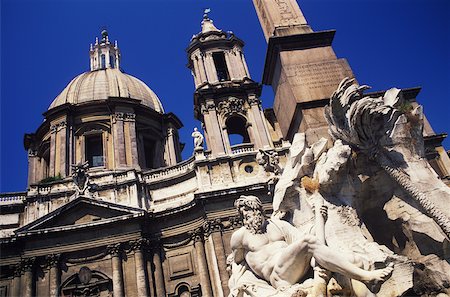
[{"xmin": 235, "ymin": 195, "xmax": 265, "ymax": 234}]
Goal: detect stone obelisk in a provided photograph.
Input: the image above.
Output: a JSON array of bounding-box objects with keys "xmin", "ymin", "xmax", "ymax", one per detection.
[{"xmin": 253, "ymin": 0, "xmax": 355, "ymax": 143}]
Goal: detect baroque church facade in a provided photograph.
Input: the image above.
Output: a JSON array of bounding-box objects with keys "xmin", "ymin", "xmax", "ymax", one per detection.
[{"xmin": 1, "ymin": 1, "xmax": 449, "ymax": 297}]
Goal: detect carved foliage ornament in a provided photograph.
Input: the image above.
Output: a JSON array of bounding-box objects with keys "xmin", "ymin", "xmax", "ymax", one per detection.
[{"xmin": 218, "ymin": 97, "xmax": 246, "ymax": 116}]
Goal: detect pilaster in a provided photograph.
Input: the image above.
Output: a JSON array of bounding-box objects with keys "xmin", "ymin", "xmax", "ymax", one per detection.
[
  {"xmin": 202, "ymin": 101, "xmax": 226, "ymax": 156},
  {"xmin": 248, "ymin": 95, "xmax": 272, "ymax": 148}
]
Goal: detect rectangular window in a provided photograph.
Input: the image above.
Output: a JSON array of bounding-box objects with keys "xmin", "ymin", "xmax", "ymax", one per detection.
[
  {"xmin": 101, "ymin": 54, "xmax": 106, "ymax": 69},
  {"xmin": 144, "ymin": 140, "xmax": 155, "ymax": 169},
  {"xmin": 212, "ymin": 52, "xmax": 230, "ymax": 81},
  {"xmin": 85, "ymin": 134, "xmax": 104, "ymax": 167}
]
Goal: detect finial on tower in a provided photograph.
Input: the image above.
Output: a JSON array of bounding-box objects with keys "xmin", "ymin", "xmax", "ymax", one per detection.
[
  {"xmin": 101, "ymin": 28, "xmax": 109, "ymax": 44},
  {"xmin": 201, "ymin": 8, "xmax": 220, "ymax": 34},
  {"xmin": 203, "ymin": 8, "xmax": 211, "ymax": 20}
]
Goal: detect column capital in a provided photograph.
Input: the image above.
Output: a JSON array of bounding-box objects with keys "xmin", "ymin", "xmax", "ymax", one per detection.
[
  {"xmin": 20, "ymin": 257, "xmax": 36, "ymax": 273},
  {"xmin": 50, "ymin": 121, "xmax": 67, "ymax": 133},
  {"xmin": 203, "ymin": 219, "xmax": 223, "ymax": 237},
  {"xmin": 248, "ymin": 96, "xmax": 261, "ymax": 106},
  {"xmin": 146, "ymin": 238, "xmax": 162, "ymax": 252},
  {"xmin": 129, "ymin": 238, "xmax": 149, "ymax": 252},
  {"xmin": 28, "ymin": 149, "xmax": 38, "ymax": 157},
  {"xmin": 190, "ymin": 227, "xmax": 204, "ymax": 243},
  {"xmin": 201, "ymin": 101, "xmax": 216, "ymax": 113},
  {"xmin": 45, "ymin": 254, "xmax": 61, "ymax": 269},
  {"xmin": 107, "ymin": 243, "xmax": 122, "ymax": 257},
  {"xmin": 112, "ymin": 112, "xmax": 136, "ymax": 123},
  {"xmin": 13, "ymin": 264, "xmax": 22, "ymax": 277}
]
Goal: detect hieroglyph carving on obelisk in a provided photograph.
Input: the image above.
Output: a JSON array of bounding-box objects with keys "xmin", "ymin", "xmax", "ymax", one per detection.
[{"xmin": 252, "ymin": 0, "xmax": 310, "ymax": 40}]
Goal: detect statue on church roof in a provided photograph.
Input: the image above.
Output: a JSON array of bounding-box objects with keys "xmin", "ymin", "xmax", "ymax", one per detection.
[{"xmin": 192, "ymin": 127, "xmax": 204, "ymax": 150}]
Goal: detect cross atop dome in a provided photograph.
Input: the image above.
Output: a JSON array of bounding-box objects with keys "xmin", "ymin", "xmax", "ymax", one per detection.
[{"xmin": 89, "ymin": 29, "xmax": 120, "ymax": 71}]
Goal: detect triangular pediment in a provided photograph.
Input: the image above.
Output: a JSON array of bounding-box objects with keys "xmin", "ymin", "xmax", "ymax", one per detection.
[{"xmin": 15, "ymin": 197, "xmax": 145, "ymax": 234}]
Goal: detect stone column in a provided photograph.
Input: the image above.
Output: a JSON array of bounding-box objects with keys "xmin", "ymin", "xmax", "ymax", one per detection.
[
  {"xmin": 20, "ymin": 257, "xmax": 35, "ymax": 297},
  {"xmin": 130, "ymin": 239, "xmax": 149, "ymax": 297},
  {"xmin": 108, "ymin": 244, "xmax": 125, "ymax": 297},
  {"xmin": 208, "ymin": 220, "xmax": 230, "ymax": 296},
  {"xmin": 11, "ymin": 264, "xmax": 21, "ymax": 297},
  {"xmin": 151, "ymin": 243, "xmax": 166, "ymax": 297},
  {"xmin": 46, "ymin": 254, "xmax": 61, "ymax": 297},
  {"xmin": 192, "ymin": 229, "xmax": 213, "ymax": 297}
]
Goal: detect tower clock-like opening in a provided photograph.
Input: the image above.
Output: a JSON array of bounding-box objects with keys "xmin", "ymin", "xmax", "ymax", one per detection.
[
  {"xmin": 85, "ymin": 134, "xmax": 104, "ymax": 167},
  {"xmin": 212, "ymin": 52, "xmax": 230, "ymax": 81}
]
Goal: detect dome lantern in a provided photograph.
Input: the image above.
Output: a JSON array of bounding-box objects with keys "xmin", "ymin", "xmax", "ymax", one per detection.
[{"xmin": 89, "ymin": 29, "xmax": 120, "ymax": 71}]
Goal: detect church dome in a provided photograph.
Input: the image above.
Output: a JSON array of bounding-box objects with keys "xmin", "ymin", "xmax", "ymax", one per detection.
[{"xmin": 48, "ymin": 68, "xmax": 164, "ymax": 112}]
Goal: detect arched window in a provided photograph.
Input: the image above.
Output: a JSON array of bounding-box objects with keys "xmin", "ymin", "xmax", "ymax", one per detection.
[
  {"xmin": 60, "ymin": 268, "xmax": 112, "ymax": 297},
  {"xmin": 226, "ymin": 115, "xmax": 250, "ymax": 145},
  {"xmin": 168, "ymin": 282, "xmax": 201, "ymax": 297}
]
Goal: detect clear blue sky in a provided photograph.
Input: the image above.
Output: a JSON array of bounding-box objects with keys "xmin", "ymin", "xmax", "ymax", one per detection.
[{"xmin": 1, "ymin": 0, "xmax": 449, "ymax": 192}]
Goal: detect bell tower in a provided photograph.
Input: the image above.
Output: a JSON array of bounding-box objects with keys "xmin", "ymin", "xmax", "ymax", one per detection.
[{"xmin": 187, "ymin": 11, "xmax": 275, "ymax": 156}]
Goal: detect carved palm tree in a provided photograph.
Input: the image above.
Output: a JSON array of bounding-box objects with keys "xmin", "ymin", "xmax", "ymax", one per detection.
[{"xmin": 325, "ymin": 77, "xmax": 450, "ymax": 239}]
